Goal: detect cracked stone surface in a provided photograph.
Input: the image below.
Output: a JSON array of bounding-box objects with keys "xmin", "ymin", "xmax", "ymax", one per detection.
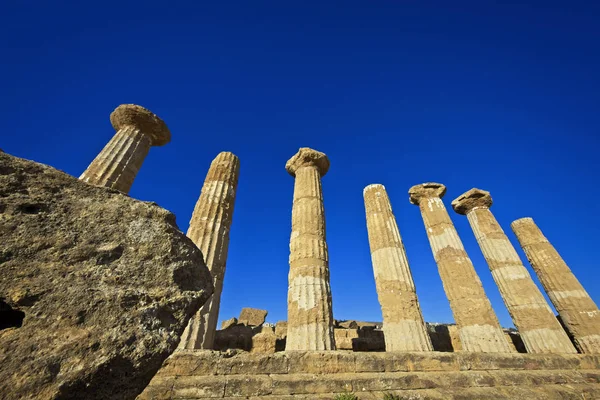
[{"xmin": 0, "ymin": 152, "xmax": 213, "ymax": 400}]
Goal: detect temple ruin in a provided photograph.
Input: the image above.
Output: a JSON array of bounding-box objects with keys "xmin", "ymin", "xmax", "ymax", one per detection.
[{"xmin": 2, "ymin": 104, "xmax": 599, "ymax": 399}]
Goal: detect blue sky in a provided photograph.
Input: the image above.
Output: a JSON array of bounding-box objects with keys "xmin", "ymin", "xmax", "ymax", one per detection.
[{"xmin": 2, "ymin": 1, "xmax": 599, "ymax": 328}]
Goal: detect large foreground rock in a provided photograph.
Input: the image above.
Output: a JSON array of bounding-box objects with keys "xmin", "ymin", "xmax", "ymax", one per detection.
[{"xmin": 0, "ymin": 152, "xmax": 213, "ymax": 400}]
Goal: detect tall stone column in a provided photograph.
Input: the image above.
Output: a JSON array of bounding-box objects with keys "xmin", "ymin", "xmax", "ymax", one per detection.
[
  {"xmin": 511, "ymin": 217, "xmax": 600, "ymax": 354},
  {"xmin": 452, "ymin": 189, "xmax": 576, "ymax": 354},
  {"xmin": 178, "ymin": 152, "xmax": 240, "ymax": 349},
  {"xmin": 285, "ymin": 147, "xmax": 335, "ymax": 351},
  {"xmin": 80, "ymin": 104, "xmax": 170, "ymax": 194},
  {"xmin": 364, "ymin": 184, "xmax": 433, "ymax": 351},
  {"xmin": 409, "ymin": 183, "xmax": 512, "ymax": 353}
]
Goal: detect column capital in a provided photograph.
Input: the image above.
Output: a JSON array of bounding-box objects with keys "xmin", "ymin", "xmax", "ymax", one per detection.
[
  {"xmin": 451, "ymin": 188, "xmax": 492, "ymax": 215},
  {"xmin": 110, "ymin": 104, "xmax": 171, "ymax": 146},
  {"xmin": 408, "ymin": 182, "xmax": 446, "ymax": 205},
  {"xmin": 286, "ymin": 147, "xmax": 330, "ymax": 177}
]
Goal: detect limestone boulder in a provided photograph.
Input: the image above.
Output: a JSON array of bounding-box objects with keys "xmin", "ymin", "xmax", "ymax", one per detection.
[
  {"xmin": 238, "ymin": 307, "xmax": 268, "ymax": 326},
  {"xmin": 0, "ymin": 153, "xmax": 213, "ymax": 400}
]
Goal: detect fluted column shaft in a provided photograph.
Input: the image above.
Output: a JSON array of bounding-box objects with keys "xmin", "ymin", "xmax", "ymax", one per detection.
[
  {"xmin": 512, "ymin": 218, "xmax": 600, "ymax": 354},
  {"xmin": 178, "ymin": 152, "xmax": 239, "ymax": 349},
  {"xmin": 80, "ymin": 127, "xmax": 151, "ymax": 193},
  {"xmin": 464, "ymin": 207, "xmax": 576, "ymax": 353},
  {"xmin": 409, "ymin": 183, "xmax": 512, "ymax": 353},
  {"xmin": 286, "ymin": 148, "xmax": 335, "ymax": 351},
  {"xmin": 364, "ymin": 184, "xmax": 432, "ymax": 351},
  {"xmin": 80, "ymin": 104, "xmax": 170, "ymax": 194}
]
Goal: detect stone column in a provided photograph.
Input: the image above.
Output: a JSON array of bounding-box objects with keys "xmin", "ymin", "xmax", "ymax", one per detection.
[
  {"xmin": 364, "ymin": 184, "xmax": 433, "ymax": 351},
  {"xmin": 178, "ymin": 152, "xmax": 240, "ymax": 349},
  {"xmin": 452, "ymin": 189, "xmax": 577, "ymax": 354},
  {"xmin": 511, "ymin": 217, "xmax": 600, "ymax": 354},
  {"xmin": 80, "ymin": 104, "xmax": 170, "ymax": 194},
  {"xmin": 409, "ymin": 183, "xmax": 512, "ymax": 353},
  {"xmin": 285, "ymin": 147, "xmax": 335, "ymax": 350}
]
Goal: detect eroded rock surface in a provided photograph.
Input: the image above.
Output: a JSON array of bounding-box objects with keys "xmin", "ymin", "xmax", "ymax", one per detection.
[
  {"xmin": 239, "ymin": 307, "xmax": 268, "ymax": 326},
  {"xmin": 0, "ymin": 152, "xmax": 213, "ymax": 400}
]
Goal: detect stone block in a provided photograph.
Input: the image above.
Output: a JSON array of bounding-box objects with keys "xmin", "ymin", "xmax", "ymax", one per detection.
[
  {"xmin": 221, "ymin": 317, "xmax": 238, "ymax": 329},
  {"xmin": 171, "ymin": 375, "xmax": 226, "ymax": 398},
  {"xmin": 219, "ymin": 352, "xmax": 289, "ymax": 375},
  {"xmin": 271, "ymin": 373, "xmax": 353, "ymax": 395},
  {"xmin": 239, "ymin": 307, "xmax": 268, "ymax": 326},
  {"xmin": 275, "ymin": 320, "xmax": 288, "ymax": 339},
  {"xmin": 288, "ymin": 351, "xmax": 356, "ymax": 374},
  {"xmin": 223, "ymin": 375, "xmax": 273, "ymax": 397},
  {"xmin": 252, "ymin": 332, "xmax": 278, "ymax": 354}
]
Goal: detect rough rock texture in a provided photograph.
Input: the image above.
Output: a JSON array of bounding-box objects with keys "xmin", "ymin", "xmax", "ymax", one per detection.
[
  {"xmin": 221, "ymin": 317, "xmax": 238, "ymax": 330},
  {"xmin": 179, "ymin": 152, "xmax": 240, "ymax": 350},
  {"xmin": 408, "ymin": 183, "xmax": 512, "ymax": 353},
  {"xmin": 334, "ymin": 328, "xmax": 360, "ymax": 350},
  {"xmin": 140, "ymin": 350, "xmax": 600, "ymax": 399},
  {"xmin": 337, "ymin": 320, "xmax": 359, "ymax": 329},
  {"xmin": 363, "ymin": 184, "xmax": 432, "ymax": 352},
  {"xmin": 285, "ymin": 147, "xmax": 335, "ymax": 350},
  {"xmin": 251, "ymin": 331, "xmax": 278, "ymax": 354},
  {"xmin": 79, "ymin": 104, "xmax": 171, "ymax": 194},
  {"xmin": 0, "ymin": 152, "xmax": 213, "ymax": 400},
  {"xmin": 512, "ymin": 217, "xmax": 600, "ymax": 354},
  {"xmin": 239, "ymin": 307, "xmax": 268, "ymax": 326},
  {"xmin": 452, "ymin": 189, "xmax": 577, "ymax": 354},
  {"xmin": 275, "ymin": 321, "xmax": 288, "ymax": 340},
  {"xmin": 214, "ymin": 324, "xmax": 254, "ymax": 351}
]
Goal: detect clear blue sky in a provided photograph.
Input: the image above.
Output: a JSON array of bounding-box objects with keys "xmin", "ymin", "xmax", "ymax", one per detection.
[{"xmin": 2, "ymin": 1, "xmax": 599, "ymax": 328}]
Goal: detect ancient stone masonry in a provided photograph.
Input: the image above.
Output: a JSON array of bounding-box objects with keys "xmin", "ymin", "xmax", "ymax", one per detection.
[
  {"xmin": 452, "ymin": 189, "xmax": 577, "ymax": 354},
  {"xmin": 80, "ymin": 104, "xmax": 171, "ymax": 193},
  {"xmin": 409, "ymin": 183, "xmax": 513, "ymax": 353},
  {"xmin": 179, "ymin": 152, "xmax": 240, "ymax": 350},
  {"xmin": 511, "ymin": 217, "xmax": 600, "ymax": 354},
  {"xmin": 285, "ymin": 147, "xmax": 335, "ymax": 350},
  {"xmin": 363, "ymin": 184, "xmax": 433, "ymax": 352}
]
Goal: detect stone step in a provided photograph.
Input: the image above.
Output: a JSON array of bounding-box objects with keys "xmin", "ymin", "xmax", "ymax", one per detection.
[
  {"xmin": 138, "ymin": 350, "xmax": 600, "ymax": 399},
  {"xmin": 154, "ymin": 350, "xmax": 600, "ymax": 376},
  {"xmin": 211, "ymin": 384, "xmax": 600, "ymax": 399},
  {"xmin": 140, "ymin": 369, "xmax": 600, "ymax": 399}
]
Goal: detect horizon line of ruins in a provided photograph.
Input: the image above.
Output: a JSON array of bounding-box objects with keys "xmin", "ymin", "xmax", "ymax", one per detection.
[{"xmin": 78, "ymin": 103, "xmax": 600, "ymax": 355}]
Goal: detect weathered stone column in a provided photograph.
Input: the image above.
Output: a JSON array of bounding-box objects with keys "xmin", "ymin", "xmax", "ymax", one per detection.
[
  {"xmin": 80, "ymin": 104, "xmax": 170, "ymax": 194},
  {"xmin": 452, "ymin": 189, "xmax": 576, "ymax": 354},
  {"xmin": 511, "ymin": 217, "xmax": 600, "ymax": 354},
  {"xmin": 364, "ymin": 184, "xmax": 433, "ymax": 351},
  {"xmin": 409, "ymin": 183, "xmax": 512, "ymax": 353},
  {"xmin": 178, "ymin": 152, "xmax": 240, "ymax": 349},
  {"xmin": 285, "ymin": 147, "xmax": 335, "ymax": 350}
]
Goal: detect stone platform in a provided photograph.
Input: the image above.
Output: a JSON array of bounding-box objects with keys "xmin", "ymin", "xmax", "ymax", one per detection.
[{"xmin": 139, "ymin": 350, "xmax": 600, "ymax": 399}]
